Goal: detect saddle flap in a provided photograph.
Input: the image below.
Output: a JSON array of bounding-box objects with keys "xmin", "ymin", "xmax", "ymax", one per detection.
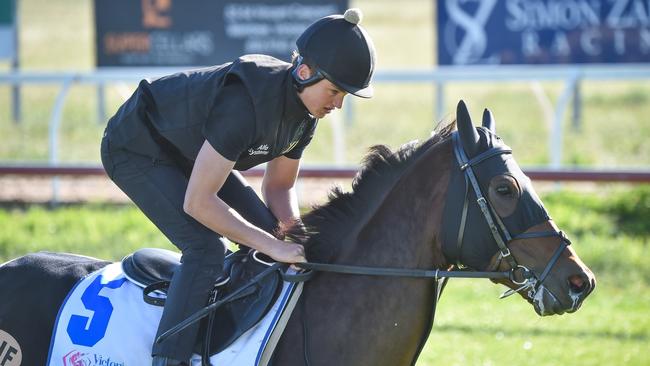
[{"xmin": 201, "ymin": 252, "xmax": 283, "ymax": 355}]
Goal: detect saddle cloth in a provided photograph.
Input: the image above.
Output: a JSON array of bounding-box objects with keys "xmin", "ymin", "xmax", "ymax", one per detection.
[{"xmin": 46, "ymin": 261, "xmax": 302, "ymax": 366}]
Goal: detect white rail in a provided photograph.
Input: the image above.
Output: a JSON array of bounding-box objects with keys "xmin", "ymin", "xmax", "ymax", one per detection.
[{"xmin": 2, "ymin": 65, "xmax": 650, "ymax": 201}]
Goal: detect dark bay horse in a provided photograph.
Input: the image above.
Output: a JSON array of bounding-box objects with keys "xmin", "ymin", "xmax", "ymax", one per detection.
[{"xmin": 0, "ymin": 100, "xmax": 595, "ymax": 365}]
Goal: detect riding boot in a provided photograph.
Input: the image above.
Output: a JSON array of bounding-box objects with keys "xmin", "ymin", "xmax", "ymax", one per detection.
[{"xmin": 152, "ymin": 355, "xmax": 188, "ymax": 366}]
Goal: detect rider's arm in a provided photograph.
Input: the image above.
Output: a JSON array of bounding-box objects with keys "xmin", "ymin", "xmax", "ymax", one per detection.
[
  {"xmin": 262, "ymin": 155, "xmax": 302, "ymax": 227},
  {"xmin": 183, "ymin": 140, "xmax": 305, "ymax": 263}
]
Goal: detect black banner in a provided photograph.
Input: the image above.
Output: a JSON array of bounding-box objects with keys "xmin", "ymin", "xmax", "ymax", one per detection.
[{"xmin": 95, "ymin": 0, "xmax": 348, "ymax": 67}]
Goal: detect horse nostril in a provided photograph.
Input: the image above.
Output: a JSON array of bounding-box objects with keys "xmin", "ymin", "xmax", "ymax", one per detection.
[{"xmin": 568, "ymin": 274, "xmax": 588, "ymax": 293}]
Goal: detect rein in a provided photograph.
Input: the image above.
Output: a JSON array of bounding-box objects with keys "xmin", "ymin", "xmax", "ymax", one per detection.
[{"xmin": 294, "ymin": 262, "xmax": 510, "ymax": 280}]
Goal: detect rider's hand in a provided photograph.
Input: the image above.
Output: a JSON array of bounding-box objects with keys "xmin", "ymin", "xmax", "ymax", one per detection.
[{"xmin": 266, "ymin": 239, "xmax": 306, "ymax": 264}]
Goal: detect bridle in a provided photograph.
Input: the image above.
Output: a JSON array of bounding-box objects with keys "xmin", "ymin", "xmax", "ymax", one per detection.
[
  {"xmin": 449, "ymin": 131, "xmax": 571, "ymax": 297},
  {"xmin": 296, "ymin": 132, "xmax": 570, "ymax": 296}
]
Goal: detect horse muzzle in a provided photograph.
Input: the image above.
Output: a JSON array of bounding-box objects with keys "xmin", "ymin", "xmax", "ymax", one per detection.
[{"xmin": 529, "ymin": 270, "xmax": 596, "ymax": 316}]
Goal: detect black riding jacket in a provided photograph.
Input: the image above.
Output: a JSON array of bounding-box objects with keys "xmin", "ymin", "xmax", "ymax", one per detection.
[{"xmin": 104, "ymin": 54, "xmax": 317, "ymax": 171}]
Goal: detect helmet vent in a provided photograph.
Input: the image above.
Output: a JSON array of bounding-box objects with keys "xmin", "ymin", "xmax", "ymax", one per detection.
[{"xmin": 343, "ymin": 8, "xmax": 363, "ymax": 25}]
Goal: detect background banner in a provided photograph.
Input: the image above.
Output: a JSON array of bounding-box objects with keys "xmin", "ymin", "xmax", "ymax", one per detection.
[
  {"xmin": 95, "ymin": 0, "xmax": 348, "ymax": 67},
  {"xmin": 437, "ymin": 0, "xmax": 650, "ymax": 65}
]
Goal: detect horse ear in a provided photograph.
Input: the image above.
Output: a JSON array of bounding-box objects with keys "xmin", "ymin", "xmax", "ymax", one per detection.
[
  {"xmin": 482, "ymin": 108, "xmax": 496, "ymax": 132},
  {"xmin": 456, "ymin": 100, "xmax": 480, "ymax": 156}
]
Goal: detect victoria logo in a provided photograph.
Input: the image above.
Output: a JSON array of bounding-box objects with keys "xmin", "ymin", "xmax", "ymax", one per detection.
[
  {"xmin": 62, "ymin": 350, "xmax": 125, "ymax": 366},
  {"xmin": 0, "ymin": 330, "xmax": 21, "ymax": 366},
  {"xmin": 63, "ymin": 350, "xmax": 91, "ymax": 366},
  {"xmin": 442, "ymin": 0, "xmax": 498, "ymax": 64}
]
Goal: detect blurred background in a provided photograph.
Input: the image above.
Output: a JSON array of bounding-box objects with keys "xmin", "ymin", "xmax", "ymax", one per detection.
[{"xmin": 0, "ymin": 0, "xmax": 649, "ymax": 365}]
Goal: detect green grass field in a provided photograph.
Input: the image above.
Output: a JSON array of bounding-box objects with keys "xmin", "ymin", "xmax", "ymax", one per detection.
[{"xmin": 1, "ymin": 1, "xmax": 649, "ymax": 365}]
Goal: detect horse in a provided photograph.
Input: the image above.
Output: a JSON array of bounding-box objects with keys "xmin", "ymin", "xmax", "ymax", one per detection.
[{"xmin": 0, "ymin": 100, "xmax": 595, "ymax": 366}]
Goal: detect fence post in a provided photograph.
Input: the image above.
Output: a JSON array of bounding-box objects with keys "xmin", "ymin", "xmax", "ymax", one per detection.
[
  {"xmin": 10, "ymin": 0, "xmax": 20, "ymax": 123},
  {"xmin": 97, "ymin": 82, "xmax": 106, "ymax": 124},
  {"xmin": 344, "ymin": 93, "xmax": 354, "ymax": 127},
  {"xmin": 331, "ymin": 109, "xmax": 346, "ymax": 165},
  {"xmin": 550, "ymin": 72, "xmax": 579, "ymax": 169},
  {"xmin": 572, "ymin": 78, "xmax": 582, "ymax": 132},
  {"xmin": 435, "ymin": 80, "xmax": 445, "ymax": 123},
  {"xmin": 48, "ymin": 76, "xmax": 75, "ymax": 205}
]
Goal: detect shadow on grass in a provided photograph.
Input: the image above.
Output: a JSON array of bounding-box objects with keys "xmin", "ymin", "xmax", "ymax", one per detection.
[{"xmin": 434, "ymin": 324, "xmax": 648, "ymax": 342}]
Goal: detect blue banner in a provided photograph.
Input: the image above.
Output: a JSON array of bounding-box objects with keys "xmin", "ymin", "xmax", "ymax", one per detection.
[{"xmin": 437, "ymin": 0, "xmax": 650, "ymax": 65}]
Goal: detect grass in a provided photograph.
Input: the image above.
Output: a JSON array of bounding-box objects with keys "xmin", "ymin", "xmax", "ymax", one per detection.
[
  {"xmin": 0, "ymin": 203, "xmax": 174, "ymax": 261},
  {"xmin": 423, "ymin": 278, "xmax": 649, "ymax": 366}
]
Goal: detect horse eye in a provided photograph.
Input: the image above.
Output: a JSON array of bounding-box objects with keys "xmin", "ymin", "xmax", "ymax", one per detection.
[{"xmin": 496, "ymin": 185, "xmax": 512, "ymax": 195}]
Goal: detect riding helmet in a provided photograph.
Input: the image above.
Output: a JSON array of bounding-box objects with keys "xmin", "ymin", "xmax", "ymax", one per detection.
[{"xmin": 293, "ymin": 8, "xmax": 376, "ymax": 98}]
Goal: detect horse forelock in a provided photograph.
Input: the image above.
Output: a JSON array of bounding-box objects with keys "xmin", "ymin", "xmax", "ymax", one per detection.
[{"xmin": 284, "ymin": 120, "xmax": 457, "ymax": 261}]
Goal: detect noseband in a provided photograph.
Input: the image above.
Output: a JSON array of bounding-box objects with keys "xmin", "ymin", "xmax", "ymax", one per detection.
[{"xmin": 450, "ymin": 132, "xmax": 571, "ymax": 298}]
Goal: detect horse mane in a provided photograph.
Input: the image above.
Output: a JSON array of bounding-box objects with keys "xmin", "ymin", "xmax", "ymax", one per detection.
[{"xmin": 284, "ymin": 120, "xmax": 456, "ymax": 262}]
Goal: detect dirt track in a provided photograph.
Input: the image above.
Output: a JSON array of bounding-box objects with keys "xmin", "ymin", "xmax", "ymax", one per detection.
[{"xmin": 0, "ymin": 175, "xmax": 351, "ymax": 206}]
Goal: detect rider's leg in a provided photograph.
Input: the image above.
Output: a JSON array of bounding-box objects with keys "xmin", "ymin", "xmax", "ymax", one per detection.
[
  {"xmin": 102, "ymin": 140, "xmax": 279, "ymax": 364},
  {"xmin": 102, "ymin": 144, "xmax": 224, "ymax": 364}
]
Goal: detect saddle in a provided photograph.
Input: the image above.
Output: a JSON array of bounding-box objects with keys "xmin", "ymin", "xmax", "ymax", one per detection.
[{"xmin": 121, "ymin": 247, "xmax": 283, "ymax": 356}]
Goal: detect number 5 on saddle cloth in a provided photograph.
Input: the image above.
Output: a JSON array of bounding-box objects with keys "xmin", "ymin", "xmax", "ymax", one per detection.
[{"xmin": 46, "ymin": 248, "xmax": 304, "ymax": 366}]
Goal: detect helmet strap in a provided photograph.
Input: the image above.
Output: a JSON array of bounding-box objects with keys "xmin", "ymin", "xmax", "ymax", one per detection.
[{"xmin": 292, "ymin": 56, "xmax": 324, "ymax": 92}]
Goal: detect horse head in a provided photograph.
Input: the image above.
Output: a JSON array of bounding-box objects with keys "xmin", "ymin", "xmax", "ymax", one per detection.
[{"xmin": 442, "ymin": 100, "xmax": 596, "ymax": 316}]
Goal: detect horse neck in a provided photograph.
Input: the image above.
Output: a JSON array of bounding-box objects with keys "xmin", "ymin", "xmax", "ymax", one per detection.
[
  {"xmin": 276, "ymin": 141, "xmax": 455, "ymax": 366},
  {"xmin": 338, "ymin": 140, "xmax": 453, "ymax": 269}
]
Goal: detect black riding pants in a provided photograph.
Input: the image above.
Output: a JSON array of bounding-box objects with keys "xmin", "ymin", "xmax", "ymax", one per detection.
[{"xmin": 100, "ymin": 136, "xmax": 278, "ymax": 361}]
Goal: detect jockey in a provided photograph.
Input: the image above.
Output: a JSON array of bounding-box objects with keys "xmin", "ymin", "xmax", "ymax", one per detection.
[{"xmin": 100, "ymin": 8, "xmax": 376, "ymax": 366}]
